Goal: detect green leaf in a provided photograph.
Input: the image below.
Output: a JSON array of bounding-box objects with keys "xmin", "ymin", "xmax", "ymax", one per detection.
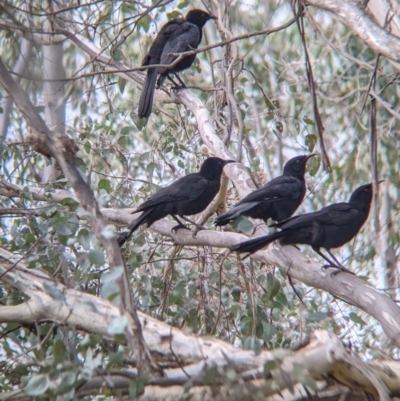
[
  {"xmin": 167, "ymin": 10, "xmax": 182, "ymax": 20},
  {"xmin": 266, "ymin": 273, "xmax": 281, "ymax": 300},
  {"xmin": 243, "ymin": 336, "xmax": 261, "ymax": 354},
  {"xmin": 55, "ymin": 372, "xmax": 77, "ymax": 395},
  {"xmin": 118, "ymin": 77, "xmax": 126, "ymax": 94},
  {"xmin": 59, "ymin": 197, "xmax": 79, "ymax": 207},
  {"xmin": 306, "ymin": 155, "xmax": 320, "ymax": 176},
  {"xmin": 250, "ymin": 157, "xmax": 260, "ymax": 168},
  {"xmin": 231, "ymin": 287, "xmax": 241, "ymax": 302},
  {"xmin": 262, "ymin": 321, "xmax": 278, "ymax": 342},
  {"xmin": 54, "ymin": 223, "xmax": 72, "ymax": 236},
  {"xmin": 168, "ymin": 283, "xmax": 185, "ymax": 304},
  {"xmin": 43, "ymin": 282, "xmax": 66, "ymax": 302},
  {"xmin": 234, "ymin": 216, "xmax": 254, "ymax": 233},
  {"xmin": 275, "ymin": 121, "xmax": 283, "ymax": 133},
  {"xmin": 202, "ymin": 366, "xmax": 218, "ymax": 386},
  {"xmin": 349, "ymin": 312, "xmax": 366, "ymax": 328},
  {"xmin": 280, "ymin": 367, "xmax": 295, "ymax": 394},
  {"xmin": 84, "ymin": 141, "xmax": 91, "ymax": 154},
  {"xmin": 137, "ymin": 14, "xmax": 150, "ymax": 32},
  {"xmin": 303, "ymin": 116, "xmax": 315, "ymax": 125},
  {"xmin": 305, "ymin": 134, "xmax": 317, "ymax": 153},
  {"xmin": 120, "ymin": 126, "xmax": 136, "ymax": 136},
  {"xmin": 78, "ymin": 228, "xmax": 91, "ymax": 250},
  {"xmin": 129, "ymin": 378, "xmax": 146, "ymax": 398},
  {"xmin": 208, "ymin": 271, "xmax": 220, "ymax": 285},
  {"xmin": 88, "ymin": 249, "xmax": 105, "ymax": 266},
  {"xmin": 98, "ymin": 179, "xmax": 111, "ymax": 193},
  {"xmin": 306, "ymin": 311, "xmax": 328, "ymax": 323},
  {"xmin": 23, "ymin": 374, "xmax": 50, "ymax": 396},
  {"xmin": 52, "ymin": 339, "xmax": 67, "ymax": 365},
  {"xmin": 264, "ymin": 360, "xmax": 277, "ymax": 375},
  {"xmin": 177, "ymin": 0, "xmax": 189, "ymax": 8}
]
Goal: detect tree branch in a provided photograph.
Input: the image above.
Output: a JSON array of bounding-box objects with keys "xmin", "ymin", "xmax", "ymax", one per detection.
[
  {"xmin": 1, "ymin": 182, "xmax": 400, "ymax": 347},
  {"xmin": 0, "ymin": 57, "xmax": 157, "ymax": 375},
  {"xmin": 305, "ymin": 0, "xmax": 400, "ymax": 62},
  {"xmin": 0, "ymin": 248, "xmax": 398, "ymax": 400}
]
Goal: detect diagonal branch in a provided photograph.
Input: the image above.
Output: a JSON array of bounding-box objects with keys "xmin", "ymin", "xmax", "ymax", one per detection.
[
  {"xmin": 0, "ymin": 58, "xmax": 158, "ymax": 375},
  {"xmin": 304, "ymin": 0, "xmax": 400, "ymax": 62}
]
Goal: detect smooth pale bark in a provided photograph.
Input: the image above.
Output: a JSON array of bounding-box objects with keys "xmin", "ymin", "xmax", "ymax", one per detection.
[{"xmin": 1, "ymin": 182, "xmax": 400, "ymax": 347}]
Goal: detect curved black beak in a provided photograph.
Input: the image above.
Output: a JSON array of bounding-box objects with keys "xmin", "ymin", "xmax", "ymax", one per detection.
[
  {"xmin": 223, "ymin": 159, "xmax": 236, "ymax": 165},
  {"xmin": 378, "ymin": 179, "xmax": 385, "ymax": 184},
  {"xmin": 306, "ymin": 153, "xmax": 317, "ymax": 160}
]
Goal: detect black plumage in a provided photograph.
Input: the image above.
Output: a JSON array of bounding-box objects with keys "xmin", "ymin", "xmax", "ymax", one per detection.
[
  {"xmin": 231, "ymin": 183, "xmax": 378, "ymax": 273},
  {"xmin": 118, "ymin": 157, "xmax": 234, "ymax": 246},
  {"xmin": 138, "ymin": 9, "xmax": 216, "ymax": 119},
  {"xmin": 214, "ymin": 155, "xmax": 315, "ymax": 226}
]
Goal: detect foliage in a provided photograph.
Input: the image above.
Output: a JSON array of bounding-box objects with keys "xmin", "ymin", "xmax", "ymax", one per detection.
[{"xmin": 0, "ymin": 0, "xmax": 398, "ymax": 399}]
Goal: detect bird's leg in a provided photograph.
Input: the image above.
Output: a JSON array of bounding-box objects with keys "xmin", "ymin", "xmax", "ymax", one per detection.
[
  {"xmin": 171, "ymin": 215, "xmax": 190, "ymax": 233},
  {"xmin": 326, "ymin": 250, "xmax": 354, "ymax": 275},
  {"xmin": 179, "ymin": 215, "xmax": 206, "ymax": 231},
  {"xmin": 173, "ymin": 72, "xmax": 186, "ymax": 88},
  {"xmin": 325, "ymin": 250, "xmax": 343, "ymax": 268},
  {"xmin": 169, "ymin": 72, "xmax": 186, "ymax": 89},
  {"xmin": 166, "ymin": 74, "xmax": 181, "ymax": 87},
  {"xmin": 312, "ymin": 247, "xmax": 354, "ymax": 276}
]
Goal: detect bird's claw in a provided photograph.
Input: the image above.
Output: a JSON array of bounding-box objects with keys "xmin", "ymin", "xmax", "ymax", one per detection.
[
  {"xmin": 171, "ymin": 85, "xmax": 185, "ymax": 91},
  {"xmin": 321, "ymin": 264, "xmax": 354, "ymax": 277},
  {"xmin": 171, "ymin": 224, "xmax": 190, "ymax": 234}
]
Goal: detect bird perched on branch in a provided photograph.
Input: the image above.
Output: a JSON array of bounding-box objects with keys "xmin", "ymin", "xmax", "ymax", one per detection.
[
  {"xmin": 231, "ymin": 183, "xmax": 380, "ymax": 274},
  {"xmin": 138, "ymin": 9, "xmax": 216, "ymax": 119},
  {"xmin": 214, "ymin": 155, "xmax": 316, "ymax": 227},
  {"xmin": 118, "ymin": 157, "xmax": 235, "ymax": 246}
]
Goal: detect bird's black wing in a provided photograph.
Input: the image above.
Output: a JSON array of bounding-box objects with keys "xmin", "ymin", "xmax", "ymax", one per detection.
[
  {"xmin": 236, "ymin": 175, "xmax": 303, "ymax": 205},
  {"xmin": 274, "ymin": 202, "xmax": 360, "ymax": 230},
  {"xmin": 160, "ymin": 22, "xmax": 201, "ymax": 65},
  {"xmin": 141, "ymin": 19, "xmax": 188, "ymax": 65},
  {"xmin": 135, "ymin": 173, "xmax": 209, "ymax": 211}
]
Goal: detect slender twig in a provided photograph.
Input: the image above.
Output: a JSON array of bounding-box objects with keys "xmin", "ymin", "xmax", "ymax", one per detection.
[
  {"xmin": 295, "ymin": 2, "xmax": 331, "ymax": 172},
  {"xmin": 369, "ymin": 56, "xmax": 381, "ymax": 233}
]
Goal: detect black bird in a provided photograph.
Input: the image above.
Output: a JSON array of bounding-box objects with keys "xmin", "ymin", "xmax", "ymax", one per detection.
[
  {"xmin": 138, "ymin": 9, "xmax": 216, "ymax": 118},
  {"xmin": 214, "ymin": 155, "xmax": 315, "ymax": 227},
  {"xmin": 231, "ymin": 183, "xmax": 378, "ymax": 273},
  {"xmin": 118, "ymin": 157, "xmax": 235, "ymax": 246}
]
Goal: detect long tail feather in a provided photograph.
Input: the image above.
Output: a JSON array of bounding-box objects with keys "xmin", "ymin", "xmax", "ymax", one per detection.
[
  {"xmin": 231, "ymin": 231, "xmax": 284, "ymax": 254},
  {"xmin": 117, "ymin": 211, "xmax": 149, "ymax": 247},
  {"xmin": 138, "ymin": 69, "xmax": 158, "ymax": 118},
  {"xmin": 214, "ymin": 203, "xmax": 257, "ymax": 226}
]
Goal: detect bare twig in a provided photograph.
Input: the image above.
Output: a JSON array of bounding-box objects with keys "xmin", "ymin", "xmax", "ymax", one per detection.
[{"xmin": 295, "ymin": 3, "xmax": 331, "ymax": 171}]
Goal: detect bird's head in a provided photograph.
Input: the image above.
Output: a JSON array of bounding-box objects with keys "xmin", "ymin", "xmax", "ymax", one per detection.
[
  {"xmin": 349, "ymin": 181, "xmax": 384, "ymax": 206},
  {"xmin": 186, "ymin": 9, "xmax": 217, "ymax": 27},
  {"xmin": 283, "ymin": 154, "xmax": 316, "ymax": 177},
  {"xmin": 200, "ymin": 157, "xmax": 235, "ymax": 180}
]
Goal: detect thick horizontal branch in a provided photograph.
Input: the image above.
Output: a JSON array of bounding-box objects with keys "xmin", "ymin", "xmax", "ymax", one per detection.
[
  {"xmin": 1, "ymin": 182, "xmax": 400, "ymax": 347},
  {"xmin": 0, "ymin": 247, "xmax": 398, "ymax": 400}
]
